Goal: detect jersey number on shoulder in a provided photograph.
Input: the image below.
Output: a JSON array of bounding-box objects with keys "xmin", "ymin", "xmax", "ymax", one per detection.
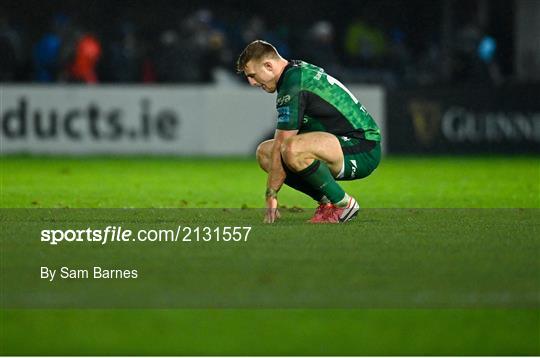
[{"xmin": 326, "ymin": 75, "xmax": 359, "ymax": 104}]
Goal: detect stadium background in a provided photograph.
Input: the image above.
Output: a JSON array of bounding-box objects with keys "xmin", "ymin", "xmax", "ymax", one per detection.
[{"xmin": 1, "ymin": 0, "xmax": 539, "ymax": 355}]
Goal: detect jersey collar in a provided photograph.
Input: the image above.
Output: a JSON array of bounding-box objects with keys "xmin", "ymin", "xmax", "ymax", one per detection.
[{"xmin": 276, "ymin": 60, "xmax": 301, "ymax": 92}]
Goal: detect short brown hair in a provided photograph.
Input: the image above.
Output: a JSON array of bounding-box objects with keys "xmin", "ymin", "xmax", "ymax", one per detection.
[{"xmin": 236, "ymin": 40, "xmax": 279, "ymax": 73}]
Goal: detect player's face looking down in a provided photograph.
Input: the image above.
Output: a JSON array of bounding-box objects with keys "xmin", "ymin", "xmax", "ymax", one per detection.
[{"xmin": 243, "ymin": 59, "xmax": 278, "ymax": 93}]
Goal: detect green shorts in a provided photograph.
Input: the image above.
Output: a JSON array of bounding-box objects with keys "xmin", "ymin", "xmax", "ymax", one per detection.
[{"xmin": 335, "ymin": 136, "xmax": 381, "ymax": 181}]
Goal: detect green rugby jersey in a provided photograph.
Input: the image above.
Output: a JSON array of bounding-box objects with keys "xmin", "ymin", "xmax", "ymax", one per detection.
[{"xmin": 275, "ymin": 60, "xmax": 381, "ymax": 141}]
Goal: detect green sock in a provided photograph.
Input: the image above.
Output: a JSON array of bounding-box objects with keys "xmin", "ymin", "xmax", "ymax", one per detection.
[
  {"xmin": 284, "ymin": 174, "xmax": 326, "ymax": 202},
  {"xmin": 282, "ymin": 157, "xmax": 325, "ymax": 202},
  {"xmin": 296, "ymin": 160, "xmax": 346, "ymax": 204}
]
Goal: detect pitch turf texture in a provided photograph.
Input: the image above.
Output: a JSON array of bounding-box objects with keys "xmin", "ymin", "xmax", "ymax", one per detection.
[{"xmin": 1, "ymin": 155, "xmax": 539, "ymax": 355}]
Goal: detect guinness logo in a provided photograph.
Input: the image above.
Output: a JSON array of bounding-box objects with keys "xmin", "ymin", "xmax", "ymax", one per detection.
[{"xmin": 409, "ymin": 100, "xmax": 441, "ymax": 146}]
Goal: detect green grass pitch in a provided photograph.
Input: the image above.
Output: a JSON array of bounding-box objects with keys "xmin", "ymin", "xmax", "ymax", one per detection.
[
  {"xmin": 1, "ymin": 156, "xmax": 538, "ymax": 208},
  {"xmin": 1, "ymin": 155, "xmax": 539, "ymax": 355}
]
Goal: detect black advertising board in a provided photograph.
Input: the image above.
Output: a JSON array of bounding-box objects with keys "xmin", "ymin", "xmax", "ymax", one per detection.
[{"xmin": 386, "ymin": 86, "xmax": 540, "ymax": 154}]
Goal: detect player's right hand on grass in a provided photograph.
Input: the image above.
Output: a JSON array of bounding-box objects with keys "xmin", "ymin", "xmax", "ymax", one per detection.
[{"xmin": 264, "ymin": 196, "xmax": 280, "ymax": 223}]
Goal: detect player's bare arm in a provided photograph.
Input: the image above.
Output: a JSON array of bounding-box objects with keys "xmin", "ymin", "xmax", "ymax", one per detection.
[{"xmin": 264, "ymin": 129, "xmax": 298, "ymax": 223}]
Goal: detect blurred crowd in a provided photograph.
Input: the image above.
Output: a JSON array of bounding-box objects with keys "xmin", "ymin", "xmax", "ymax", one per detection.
[{"xmin": 0, "ymin": 6, "xmax": 506, "ymax": 87}]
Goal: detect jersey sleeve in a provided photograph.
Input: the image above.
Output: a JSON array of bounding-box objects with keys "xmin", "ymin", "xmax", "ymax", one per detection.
[{"xmin": 276, "ymin": 69, "xmax": 305, "ymax": 131}]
